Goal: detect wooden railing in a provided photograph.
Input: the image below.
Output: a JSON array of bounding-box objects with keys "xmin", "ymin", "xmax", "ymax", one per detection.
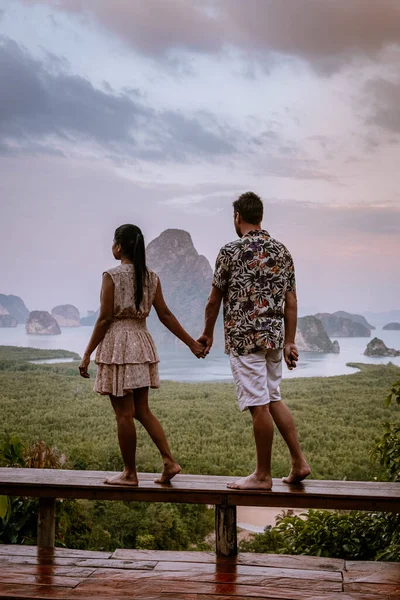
[{"xmin": 1, "ymin": 468, "xmax": 399, "ymax": 557}]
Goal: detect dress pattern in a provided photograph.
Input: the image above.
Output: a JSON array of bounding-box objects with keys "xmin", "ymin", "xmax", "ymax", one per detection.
[
  {"xmin": 212, "ymin": 230, "xmax": 296, "ymax": 357},
  {"xmin": 94, "ymin": 264, "xmax": 160, "ymax": 397}
]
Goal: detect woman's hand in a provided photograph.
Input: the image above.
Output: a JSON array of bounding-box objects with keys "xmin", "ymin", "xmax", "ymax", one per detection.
[
  {"xmin": 189, "ymin": 339, "xmax": 207, "ymax": 359},
  {"xmin": 79, "ymin": 354, "xmax": 91, "ymax": 378}
]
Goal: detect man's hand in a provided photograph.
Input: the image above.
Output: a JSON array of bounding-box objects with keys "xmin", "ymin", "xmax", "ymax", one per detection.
[
  {"xmin": 197, "ymin": 334, "xmax": 213, "ymax": 355},
  {"xmin": 284, "ymin": 342, "xmax": 299, "ymax": 370},
  {"xmin": 189, "ymin": 339, "xmax": 207, "ymax": 359}
]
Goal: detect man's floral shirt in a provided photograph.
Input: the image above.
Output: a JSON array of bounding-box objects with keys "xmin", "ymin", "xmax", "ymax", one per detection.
[{"xmin": 212, "ymin": 230, "xmax": 296, "ymax": 356}]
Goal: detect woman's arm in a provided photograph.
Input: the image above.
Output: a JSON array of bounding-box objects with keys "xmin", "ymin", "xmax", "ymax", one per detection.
[
  {"xmin": 79, "ymin": 273, "xmax": 114, "ymax": 378},
  {"xmin": 153, "ymin": 279, "xmax": 205, "ymax": 358}
]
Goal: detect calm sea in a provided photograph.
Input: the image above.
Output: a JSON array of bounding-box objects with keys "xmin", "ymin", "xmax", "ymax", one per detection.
[{"xmin": 1, "ymin": 325, "xmax": 400, "ymax": 381}]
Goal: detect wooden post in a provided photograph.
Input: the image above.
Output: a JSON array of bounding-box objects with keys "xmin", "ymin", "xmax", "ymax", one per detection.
[
  {"xmin": 38, "ymin": 498, "xmax": 56, "ymax": 548},
  {"xmin": 215, "ymin": 503, "xmax": 237, "ymax": 557}
]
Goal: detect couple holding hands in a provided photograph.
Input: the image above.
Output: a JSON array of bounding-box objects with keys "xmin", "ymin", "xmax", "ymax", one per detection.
[{"xmin": 79, "ymin": 192, "xmax": 310, "ymax": 490}]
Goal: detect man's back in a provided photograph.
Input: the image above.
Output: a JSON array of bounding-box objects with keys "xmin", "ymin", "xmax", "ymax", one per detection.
[{"xmin": 213, "ymin": 229, "xmax": 295, "ymax": 356}]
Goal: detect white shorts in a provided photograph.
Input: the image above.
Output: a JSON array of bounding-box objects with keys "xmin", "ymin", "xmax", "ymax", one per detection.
[{"xmin": 230, "ymin": 349, "xmax": 283, "ymax": 412}]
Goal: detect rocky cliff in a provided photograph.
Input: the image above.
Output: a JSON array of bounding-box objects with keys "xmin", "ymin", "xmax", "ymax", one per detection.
[
  {"xmin": 81, "ymin": 310, "xmax": 98, "ymax": 326},
  {"xmin": 333, "ymin": 311, "xmax": 375, "ymax": 330},
  {"xmin": 315, "ymin": 313, "xmax": 371, "ymax": 337},
  {"xmin": 296, "ymin": 316, "xmax": 339, "ymax": 353},
  {"xmin": 52, "ymin": 304, "xmax": 81, "ymax": 327},
  {"xmin": 26, "ymin": 311, "xmax": 61, "ymax": 335},
  {"xmin": 0, "ymin": 304, "xmax": 17, "ymax": 327},
  {"xmin": 383, "ymin": 322, "xmax": 400, "ymax": 331},
  {"xmin": 0, "ymin": 294, "xmax": 29, "ymax": 324},
  {"xmin": 146, "ymin": 229, "xmax": 218, "ymax": 344},
  {"xmin": 364, "ymin": 337, "xmax": 400, "ymax": 357},
  {"xmin": 80, "ymin": 229, "xmax": 218, "ymax": 343}
]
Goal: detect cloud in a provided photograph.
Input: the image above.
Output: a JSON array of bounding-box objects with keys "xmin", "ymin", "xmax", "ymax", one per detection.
[
  {"xmin": 366, "ymin": 77, "xmax": 400, "ymax": 133},
  {"xmin": 20, "ymin": 0, "xmax": 400, "ymax": 74},
  {"xmin": 0, "ymin": 37, "xmax": 236, "ymax": 160}
]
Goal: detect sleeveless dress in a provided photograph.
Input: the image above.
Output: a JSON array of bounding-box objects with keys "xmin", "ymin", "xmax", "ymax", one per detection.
[{"xmin": 94, "ymin": 264, "xmax": 160, "ymax": 397}]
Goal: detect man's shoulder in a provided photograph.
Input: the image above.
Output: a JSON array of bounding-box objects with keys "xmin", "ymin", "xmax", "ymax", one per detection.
[
  {"xmin": 218, "ymin": 239, "xmax": 243, "ymax": 255},
  {"xmin": 267, "ymin": 236, "xmax": 292, "ymax": 259}
]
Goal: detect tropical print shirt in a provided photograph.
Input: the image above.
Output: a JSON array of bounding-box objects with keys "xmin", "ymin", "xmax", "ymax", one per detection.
[{"xmin": 212, "ymin": 230, "xmax": 296, "ymax": 356}]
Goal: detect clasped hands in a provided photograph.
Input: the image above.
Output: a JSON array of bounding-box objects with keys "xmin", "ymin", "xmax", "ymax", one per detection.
[{"xmin": 191, "ymin": 334, "xmax": 213, "ymax": 359}]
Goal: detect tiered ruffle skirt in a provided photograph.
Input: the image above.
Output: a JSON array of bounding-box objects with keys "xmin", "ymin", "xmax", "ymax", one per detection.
[{"xmin": 94, "ymin": 319, "xmax": 160, "ymax": 397}]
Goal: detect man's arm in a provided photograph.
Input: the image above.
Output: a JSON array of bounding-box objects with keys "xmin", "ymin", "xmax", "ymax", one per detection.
[
  {"xmin": 198, "ymin": 285, "xmax": 223, "ymax": 354},
  {"xmin": 284, "ymin": 290, "xmax": 298, "ymax": 370}
]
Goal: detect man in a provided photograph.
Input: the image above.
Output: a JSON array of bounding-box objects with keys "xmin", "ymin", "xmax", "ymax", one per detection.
[{"xmin": 199, "ymin": 191, "xmax": 310, "ymax": 490}]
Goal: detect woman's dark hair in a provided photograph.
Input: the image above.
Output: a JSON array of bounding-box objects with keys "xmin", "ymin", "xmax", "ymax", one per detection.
[
  {"xmin": 114, "ymin": 224, "xmax": 148, "ymax": 310},
  {"xmin": 233, "ymin": 191, "xmax": 263, "ymax": 225}
]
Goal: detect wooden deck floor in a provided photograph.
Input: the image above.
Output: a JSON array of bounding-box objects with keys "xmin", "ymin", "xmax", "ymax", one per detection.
[{"xmin": 0, "ymin": 545, "xmax": 398, "ymax": 600}]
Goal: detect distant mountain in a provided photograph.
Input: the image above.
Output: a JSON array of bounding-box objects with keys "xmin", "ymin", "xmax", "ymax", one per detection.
[
  {"xmin": 52, "ymin": 304, "xmax": 80, "ymax": 327},
  {"xmin": 0, "ymin": 294, "xmax": 29, "ymax": 324},
  {"xmin": 364, "ymin": 337, "xmax": 400, "ymax": 357},
  {"xmin": 296, "ymin": 316, "xmax": 339, "ymax": 353},
  {"xmin": 26, "ymin": 311, "xmax": 61, "ymax": 335},
  {"xmin": 363, "ymin": 310, "xmax": 400, "ymax": 328},
  {"xmin": 80, "ymin": 229, "xmax": 220, "ymax": 344},
  {"xmin": 315, "ymin": 313, "xmax": 371, "ymax": 337},
  {"xmin": 383, "ymin": 322, "xmax": 400, "ymax": 331},
  {"xmin": 81, "ymin": 310, "xmax": 98, "ymax": 326},
  {"xmin": 146, "ymin": 229, "xmax": 219, "ymax": 344},
  {"xmin": 333, "ymin": 311, "xmax": 375, "ymax": 331}
]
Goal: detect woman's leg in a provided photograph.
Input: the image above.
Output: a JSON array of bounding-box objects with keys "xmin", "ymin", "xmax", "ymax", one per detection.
[
  {"xmin": 133, "ymin": 387, "xmax": 181, "ymax": 483},
  {"xmin": 104, "ymin": 392, "xmax": 139, "ymax": 486}
]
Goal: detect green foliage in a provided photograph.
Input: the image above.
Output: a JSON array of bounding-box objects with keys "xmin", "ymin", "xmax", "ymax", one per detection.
[
  {"xmin": 242, "ymin": 374, "xmax": 400, "ymax": 562},
  {"xmin": 1, "ymin": 348, "xmax": 399, "ymax": 482},
  {"xmin": 374, "ymin": 375, "xmax": 400, "ymax": 482},
  {"xmin": 1, "ymin": 347, "xmax": 399, "ymax": 557},
  {"xmin": 239, "ymin": 510, "xmax": 400, "ymax": 561}
]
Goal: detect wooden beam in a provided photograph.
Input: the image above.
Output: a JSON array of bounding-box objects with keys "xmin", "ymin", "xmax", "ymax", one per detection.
[
  {"xmin": 215, "ymin": 503, "xmax": 237, "ymax": 557},
  {"xmin": 37, "ymin": 497, "xmax": 56, "ymax": 548}
]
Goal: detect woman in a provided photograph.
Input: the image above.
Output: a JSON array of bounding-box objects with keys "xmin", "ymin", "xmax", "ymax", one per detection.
[{"xmin": 79, "ymin": 224, "xmax": 205, "ymax": 486}]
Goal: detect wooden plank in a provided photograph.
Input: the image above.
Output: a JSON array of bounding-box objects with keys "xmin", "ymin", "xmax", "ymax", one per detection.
[
  {"xmin": 0, "ymin": 565, "xmax": 95, "ymax": 577},
  {"xmin": 0, "ymin": 545, "xmax": 111, "ymax": 559},
  {"xmin": 345, "ymin": 582, "xmax": 400, "ymax": 596},
  {"xmin": 0, "ymin": 583, "xmax": 71, "ymax": 598},
  {"xmin": 111, "ymin": 550, "xmax": 217, "ymax": 563},
  {"xmin": 152, "ymin": 562, "xmax": 342, "ymax": 581},
  {"xmin": 75, "ymin": 559, "xmax": 157, "ymax": 570},
  {"xmin": 88, "ymin": 569, "xmax": 341, "ymax": 591},
  {"xmin": 0, "ymin": 573, "xmax": 83, "ymax": 587},
  {"xmin": 111, "ymin": 550, "xmax": 345, "ymax": 573},
  {"xmin": 0, "ymin": 556, "xmax": 97, "ymax": 567},
  {"xmin": 237, "ymin": 553, "xmax": 345, "ymax": 572},
  {"xmin": 194, "ymin": 595, "xmax": 394, "ymax": 600},
  {"xmin": 38, "ymin": 498, "xmax": 56, "ymax": 547},
  {"xmin": 215, "ymin": 504, "xmax": 237, "ymax": 557},
  {"xmin": 2, "ymin": 468, "xmax": 400, "ymax": 499},
  {"xmin": 344, "ymin": 561, "xmax": 400, "ymax": 584}
]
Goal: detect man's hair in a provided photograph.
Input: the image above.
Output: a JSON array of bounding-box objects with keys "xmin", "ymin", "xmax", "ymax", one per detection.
[{"xmin": 233, "ymin": 191, "xmax": 263, "ymax": 225}]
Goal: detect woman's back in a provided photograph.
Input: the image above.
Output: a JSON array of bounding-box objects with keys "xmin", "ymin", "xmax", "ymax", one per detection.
[{"xmin": 105, "ymin": 264, "xmax": 158, "ymax": 320}]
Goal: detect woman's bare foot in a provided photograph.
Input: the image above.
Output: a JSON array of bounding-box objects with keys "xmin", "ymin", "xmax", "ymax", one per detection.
[
  {"xmin": 104, "ymin": 471, "xmax": 139, "ymax": 486},
  {"xmin": 227, "ymin": 473, "xmax": 272, "ymax": 491},
  {"xmin": 282, "ymin": 463, "xmax": 311, "ymax": 484},
  {"xmin": 154, "ymin": 461, "xmax": 181, "ymax": 484}
]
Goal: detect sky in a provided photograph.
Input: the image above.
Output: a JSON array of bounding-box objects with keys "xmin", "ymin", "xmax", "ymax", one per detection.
[{"xmin": 0, "ymin": 0, "xmax": 399, "ymax": 316}]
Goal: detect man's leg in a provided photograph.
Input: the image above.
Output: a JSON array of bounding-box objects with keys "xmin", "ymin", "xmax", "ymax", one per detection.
[
  {"xmin": 267, "ymin": 350, "xmax": 310, "ymax": 484},
  {"xmin": 134, "ymin": 387, "xmax": 181, "ymax": 484},
  {"xmin": 227, "ymin": 353, "xmax": 273, "ymax": 490},
  {"xmin": 105, "ymin": 392, "xmax": 139, "ymax": 486}
]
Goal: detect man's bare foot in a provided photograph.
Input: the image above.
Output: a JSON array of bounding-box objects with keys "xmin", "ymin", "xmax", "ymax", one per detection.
[
  {"xmin": 227, "ymin": 473, "xmax": 272, "ymax": 491},
  {"xmin": 282, "ymin": 463, "xmax": 311, "ymax": 484},
  {"xmin": 104, "ymin": 471, "xmax": 139, "ymax": 486},
  {"xmin": 154, "ymin": 461, "xmax": 181, "ymax": 484}
]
